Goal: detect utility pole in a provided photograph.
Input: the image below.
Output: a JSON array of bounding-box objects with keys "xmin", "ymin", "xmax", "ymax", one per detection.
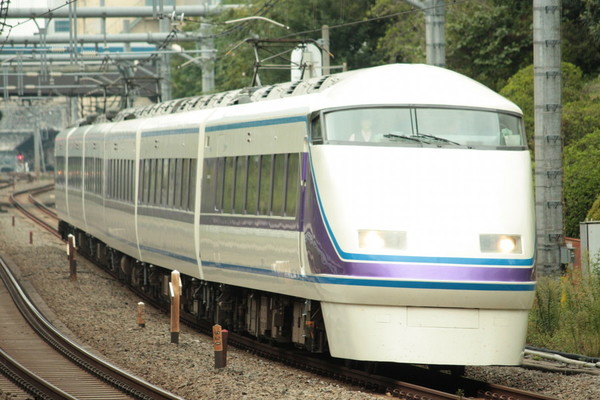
[
  {"xmin": 321, "ymin": 25, "xmax": 330, "ymax": 75},
  {"xmin": 533, "ymin": 0, "xmax": 564, "ymax": 275},
  {"xmin": 404, "ymin": 0, "xmax": 446, "ymax": 67},
  {"xmin": 159, "ymin": 16, "xmax": 172, "ymax": 102},
  {"xmin": 200, "ymin": 23, "xmax": 215, "ymax": 93}
]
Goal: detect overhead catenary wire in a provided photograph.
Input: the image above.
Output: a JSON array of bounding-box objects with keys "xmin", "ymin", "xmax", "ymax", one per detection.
[{"xmin": 0, "ymin": 0, "xmax": 78, "ymax": 51}]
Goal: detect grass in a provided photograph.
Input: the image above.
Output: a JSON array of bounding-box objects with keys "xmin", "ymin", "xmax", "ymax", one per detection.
[{"xmin": 527, "ymin": 261, "xmax": 600, "ymax": 357}]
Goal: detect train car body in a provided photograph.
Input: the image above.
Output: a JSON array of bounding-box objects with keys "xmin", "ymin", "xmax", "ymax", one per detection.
[{"xmin": 55, "ymin": 64, "xmax": 536, "ymax": 366}]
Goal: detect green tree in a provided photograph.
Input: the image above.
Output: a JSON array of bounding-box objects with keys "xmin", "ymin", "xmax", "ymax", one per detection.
[
  {"xmin": 446, "ymin": 0, "xmax": 532, "ymax": 90},
  {"xmin": 499, "ymin": 62, "xmax": 586, "ymax": 149},
  {"xmin": 172, "ymin": 0, "xmax": 384, "ymax": 97},
  {"xmin": 564, "ymin": 129, "xmax": 600, "ymax": 237},
  {"xmin": 588, "ymin": 195, "xmax": 600, "ymax": 221},
  {"xmin": 563, "ymin": 0, "xmax": 600, "ymax": 76},
  {"xmin": 368, "ymin": 0, "xmax": 424, "ymax": 64}
]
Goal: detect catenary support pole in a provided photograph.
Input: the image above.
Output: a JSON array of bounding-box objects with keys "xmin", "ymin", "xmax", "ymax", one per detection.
[{"xmin": 534, "ymin": 0, "xmax": 564, "ymax": 275}]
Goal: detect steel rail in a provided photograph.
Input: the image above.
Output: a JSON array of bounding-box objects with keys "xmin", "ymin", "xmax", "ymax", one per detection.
[
  {"xmin": 9, "ymin": 183, "xmax": 60, "ymax": 238},
  {"xmin": 27, "ymin": 183, "xmax": 57, "ymax": 218},
  {"xmin": 0, "ymin": 344, "xmax": 78, "ymax": 400}
]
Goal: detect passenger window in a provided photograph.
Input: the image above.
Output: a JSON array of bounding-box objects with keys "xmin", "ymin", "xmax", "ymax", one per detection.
[
  {"xmin": 246, "ymin": 155, "xmax": 260, "ymax": 215},
  {"xmin": 174, "ymin": 159, "xmax": 183, "ymax": 208},
  {"xmin": 223, "ymin": 157, "xmax": 235, "ymax": 213},
  {"xmin": 155, "ymin": 159, "xmax": 163, "ymax": 205},
  {"xmin": 126, "ymin": 160, "xmax": 131, "ymax": 202},
  {"xmin": 234, "ymin": 156, "xmax": 247, "ymax": 213},
  {"xmin": 215, "ymin": 158, "xmax": 225, "ymax": 212},
  {"xmin": 285, "ymin": 153, "xmax": 299, "ymax": 217},
  {"xmin": 142, "ymin": 160, "xmax": 150, "ymax": 204},
  {"xmin": 168, "ymin": 158, "xmax": 176, "ymax": 207},
  {"xmin": 259, "ymin": 155, "xmax": 272, "ymax": 215},
  {"xmin": 161, "ymin": 159, "xmax": 169, "ymax": 206},
  {"xmin": 201, "ymin": 158, "xmax": 216, "ymax": 213},
  {"xmin": 188, "ymin": 158, "xmax": 197, "ymax": 211},
  {"xmin": 149, "ymin": 159, "xmax": 157, "ymax": 205},
  {"xmin": 182, "ymin": 159, "xmax": 191, "ymax": 210},
  {"xmin": 98, "ymin": 158, "xmax": 103, "ymax": 195},
  {"xmin": 272, "ymin": 154, "xmax": 285, "ymax": 216}
]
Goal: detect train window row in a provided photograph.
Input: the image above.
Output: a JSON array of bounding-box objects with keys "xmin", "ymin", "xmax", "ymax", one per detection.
[
  {"xmin": 67, "ymin": 157, "xmax": 82, "ymax": 189},
  {"xmin": 107, "ymin": 159, "xmax": 135, "ymax": 203},
  {"xmin": 202, "ymin": 153, "xmax": 300, "ymax": 217},
  {"xmin": 84, "ymin": 157, "xmax": 103, "ymax": 195},
  {"xmin": 138, "ymin": 158, "xmax": 197, "ymax": 211}
]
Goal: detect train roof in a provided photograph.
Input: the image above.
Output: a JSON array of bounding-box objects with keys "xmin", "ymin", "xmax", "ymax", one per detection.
[{"xmin": 99, "ymin": 64, "xmax": 521, "ymax": 124}]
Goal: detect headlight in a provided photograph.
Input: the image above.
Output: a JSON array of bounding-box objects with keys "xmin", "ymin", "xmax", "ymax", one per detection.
[
  {"xmin": 480, "ymin": 234, "xmax": 522, "ymax": 254},
  {"xmin": 358, "ymin": 230, "xmax": 406, "ymax": 250}
]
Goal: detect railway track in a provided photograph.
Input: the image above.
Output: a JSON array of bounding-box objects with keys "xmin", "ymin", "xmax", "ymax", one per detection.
[
  {"xmin": 11, "ymin": 183, "xmax": 561, "ymax": 400},
  {"xmin": 0, "ymin": 254, "xmax": 185, "ymax": 400},
  {"xmin": 9, "ymin": 183, "xmax": 59, "ymax": 238}
]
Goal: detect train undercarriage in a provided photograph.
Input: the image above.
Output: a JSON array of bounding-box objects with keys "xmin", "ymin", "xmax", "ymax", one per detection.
[{"xmin": 59, "ymin": 221, "xmax": 328, "ymax": 354}]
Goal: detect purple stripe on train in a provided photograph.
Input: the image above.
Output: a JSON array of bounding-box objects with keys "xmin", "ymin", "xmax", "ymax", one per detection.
[{"xmin": 302, "ymin": 169, "xmax": 534, "ymax": 283}]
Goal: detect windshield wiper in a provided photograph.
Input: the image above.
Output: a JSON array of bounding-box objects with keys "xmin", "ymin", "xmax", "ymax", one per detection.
[
  {"xmin": 415, "ymin": 132, "xmax": 461, "ymax": 145},
  {"xmin": 383, "ymin": 133, "xmax": 424, "ymax": 144}
]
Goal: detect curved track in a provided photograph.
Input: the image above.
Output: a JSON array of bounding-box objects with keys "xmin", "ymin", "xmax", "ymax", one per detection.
[
  {"xmin": 1, "ymin": 185, "xmax": 185, "ymax": 400},
  {"xmin": 14, "ymin": 184, "xmax": 560, "ymax": 400}
]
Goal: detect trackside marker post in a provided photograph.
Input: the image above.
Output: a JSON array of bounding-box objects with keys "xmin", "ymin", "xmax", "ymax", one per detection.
[
  {"xmin": 136, "ymin": 302, "xmax": 146, "ymax": 328},
  {"xmin": 213, "ymin": 324, "xmax": 228, "ymax": 368},
  {"xmin": 170, "ymin": 270, "xmax": 181, "ymax": 344},
  {"xmin": 67, "ymin": 234, "xmax": 77, "ymax": 281}
]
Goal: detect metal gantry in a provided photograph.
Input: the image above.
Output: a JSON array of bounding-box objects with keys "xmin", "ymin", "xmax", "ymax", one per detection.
[{"xmin": 2, "ymin": 4, "xmax": 232, "ymax": 102}]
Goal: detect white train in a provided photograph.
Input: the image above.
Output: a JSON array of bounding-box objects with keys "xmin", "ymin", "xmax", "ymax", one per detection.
[{"xmin": 55, "ymin": 64, "xmax": 536, "ymax": 366}]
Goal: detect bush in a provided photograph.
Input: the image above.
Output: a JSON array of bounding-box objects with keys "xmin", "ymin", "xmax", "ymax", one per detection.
[
  {"xmin": 564, "ymin": 129, "xmax": 600, "ymax": 237},
  {"xmin": 587, "ymin": 195, "xmax": 600, "ymax": 221},
  {"xmin": 528, "ymin": 267, "xmax": 600, "ymax": 356},
  {"xmin": 500, "ymin": 62, "xmax": 585, "ymax": 150}
]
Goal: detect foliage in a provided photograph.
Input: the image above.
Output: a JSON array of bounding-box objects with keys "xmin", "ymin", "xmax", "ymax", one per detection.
[
  {"xmin": 499, "ymin": 62, "xmax": 586, "ymax": 150},
  {"xmin": 499, "ymin": 63, "xmax": 599, "ymax": 238},
  {"xmin": 562, "ymin": 100, "xmax": 600, "ymax": 146},
  {"xmin": 445, "ymin": 0, "xmax": 532, "ymax": 90},
  {"xmin": 171, "ymin": 0, "xmax": 600, "ymax": 97},
  {"xmin": 529, "ymin": 277, "xmax": 562, "ymax": 338},
  {"xmin": 368, "ymin": 0, "xmax": 425, "ymax": 64},
  {"xmin": 528, "ymin": 269, "xmax": 600, "ymax": 357},
  {"xmin": 564, "ymin": 130, "xmax": 600, "ymax": 237},
  {"xmin": 588, "ymin": 195, "xmax": 600, "ymax": 221},
  {"xmin": 172, "ymin": 0, "xmax": 385, "ymax": 97},
  {"xmin": 563, "ymin": 0, "xmax": 600, "ymax": 76}
]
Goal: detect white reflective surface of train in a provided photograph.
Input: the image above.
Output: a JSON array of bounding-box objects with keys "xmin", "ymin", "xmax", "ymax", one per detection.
[{"xmin": 55, "ymin": 64, "xmax": 536, "ymax": 366}]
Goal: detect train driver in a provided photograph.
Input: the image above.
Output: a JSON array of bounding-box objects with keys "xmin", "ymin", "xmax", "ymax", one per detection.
[{"xmin": 349, "ymin": 118, "xmax": 375, "ymax": 142}]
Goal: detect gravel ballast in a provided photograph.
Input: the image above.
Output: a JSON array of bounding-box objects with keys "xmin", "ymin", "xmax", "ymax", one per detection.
[{"xmin": 1, "ymin": 182, "xmax": 599, "ymax": 400}]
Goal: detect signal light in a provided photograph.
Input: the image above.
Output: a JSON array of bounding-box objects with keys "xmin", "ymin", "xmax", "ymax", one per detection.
[{"xmin": 17, "ymin": 153, "xmax": 24, "ymax": 162}]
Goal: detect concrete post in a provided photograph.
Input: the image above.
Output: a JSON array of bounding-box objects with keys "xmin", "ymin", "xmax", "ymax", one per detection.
[
  {"xmin": 404, "ymin": 0, "xmax": 446, "ymax": 67},
  {"xmin": 201, "ymin": 23, "xmax": 215, "ymax": 93},
  {"xmin": 533, "ymin": 0, "xmax": 564, "ymax": 275},
  {"xmin": 322, "ymin": 25, "xmax": 331, "ymax": 75}
]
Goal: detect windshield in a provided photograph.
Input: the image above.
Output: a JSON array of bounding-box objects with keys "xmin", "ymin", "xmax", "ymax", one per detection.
[{"xmin": 321, "ymin": 107, "xmax": 525, "ymax": 148}]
